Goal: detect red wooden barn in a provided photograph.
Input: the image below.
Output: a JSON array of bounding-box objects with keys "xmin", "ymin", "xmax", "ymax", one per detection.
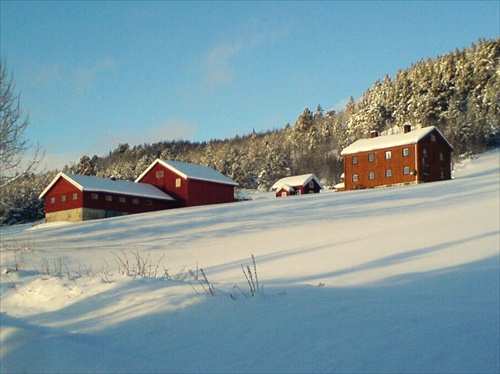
[
  {"xmin": 135, "ymin": 159, "xmax": 239, "ymax": 207},
  {"xmin": 340, "ymin": 125, "xmax": 454, "ymax": 191},
  {"xmin": 39, "ymin": 172, "xmax": 175, "ymax": 222},
  {"xmin": 271, "ymin": 174, "xmax": 324, "ymax": 197}
]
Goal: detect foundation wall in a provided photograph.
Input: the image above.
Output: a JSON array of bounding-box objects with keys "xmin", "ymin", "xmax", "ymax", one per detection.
[{"xmin": 45, "ymin": 208, "xmax": 112, "ymax": 222}]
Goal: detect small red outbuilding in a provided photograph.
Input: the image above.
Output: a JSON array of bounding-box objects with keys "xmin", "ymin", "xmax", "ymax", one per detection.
[{"xmin": 271, "ymin": 174, "xmax": 324, "ymax": 197}]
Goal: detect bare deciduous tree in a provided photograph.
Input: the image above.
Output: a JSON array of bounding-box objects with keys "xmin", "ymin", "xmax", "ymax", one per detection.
[{"xmin": 0, "ymin": 61, "xmax": 43, "ymax": 189}]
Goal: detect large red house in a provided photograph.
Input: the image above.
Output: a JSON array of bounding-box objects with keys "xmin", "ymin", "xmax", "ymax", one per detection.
[
  {"xmin": 271, "ymin": 174, "xmax": 324, "ymax": 197},
  {"xmin": 340, "ymin": 125, "xmax": 454, "ymax": 191},
  {"xmin": 39, "ymin": 173, "xmax": 175, "ymax": 222},
  {"xmin": 135, "ymin": 159, "xmax": 239, "ymax": 208}
]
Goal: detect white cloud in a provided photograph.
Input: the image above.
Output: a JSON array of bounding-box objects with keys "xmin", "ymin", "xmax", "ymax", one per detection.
[
  {"xmin": 201, "ymin": 41, "xmax": 244, "ymax": 87},
  {"xmin": 38, "ymin": 118, "xmax": 197, "ymax": 171},
  {"xmin": 195, "ymin": 20, "xmax": 290, "ymax": 93},
  {"xmin": 134, "ymin": 118, "xmax": 197, "ymax": 144},
  {"xmin": 39, "ymin": 151, "xmax": 81, "ymax": 171},
  {"xmin": 73, "ymin": 57, "xmax": 117, "ymax": 96},
  {"xmin": 98, "ymin": 118, "xmax": 197, "ymax": 150},
  {"xmin": 333, "ymin": 98, "xmax": 352, "ymax": 112}
]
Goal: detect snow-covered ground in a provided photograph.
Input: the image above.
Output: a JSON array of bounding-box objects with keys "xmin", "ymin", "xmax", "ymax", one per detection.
[{"xmin": 1, "ymin": 149, "xmax": 499, "ymax": 373}]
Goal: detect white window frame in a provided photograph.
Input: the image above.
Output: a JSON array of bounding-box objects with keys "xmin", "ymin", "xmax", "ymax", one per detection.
[
  {"xmin": 403, "ymin": 166, "xmax": 411, "ymax": 175},
  {"xmin": 352, "ymin": 156, "xmax": 358, "ymax": 165},
  {"xmin": 176, "ymin": 178, "xmax": 182, "ymax": 187},
  {"xmin": 403, "ymin": 148, "xmax": 409, "ymax": 157},
  {"xmin": 368, "ymin": 153, "xmax": 375, "ymax": 162},
  {"xmin": 386, "ymin": 169, "xmax": 392, "ymax": 177},
  {"xmin": 61, "ymin": 195, "xmax": 66, "ymax": 202},
  {"xmin": 368, "ymin": 171, "xmax": 375, "ymax": 180},
  {"xmin": 385, "ymin": 151, "xmax": 392, "ymax": 160},
  {"xmin": 352, "ymin": 174, "xmax": 359, "ymax": 182},
  {"xmin": 72, "ymin": 193, "xmax": 78, "ymax": 200}
]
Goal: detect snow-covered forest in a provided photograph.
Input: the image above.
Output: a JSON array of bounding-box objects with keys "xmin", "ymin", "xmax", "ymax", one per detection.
[{"xmin": 1, "ymin": 38, "xmax": 499, "ymax": 225}]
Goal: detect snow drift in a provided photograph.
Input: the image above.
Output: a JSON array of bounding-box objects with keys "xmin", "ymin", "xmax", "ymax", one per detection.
[{"xmin": 1, "ymin": 149, "xmax": 499, "ymax": 373}]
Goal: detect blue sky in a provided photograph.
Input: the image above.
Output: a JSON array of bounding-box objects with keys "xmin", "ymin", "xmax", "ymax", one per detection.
[{"xmin": 1, "ymin": 1, "xmax": 499, "ymax": 170}]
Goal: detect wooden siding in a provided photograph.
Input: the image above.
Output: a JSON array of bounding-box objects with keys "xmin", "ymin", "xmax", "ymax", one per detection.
[
  {"xmin": 43, "ymin": 177, "xmax": 173, "ymax": 220},
  {"xmin": 276, "ymin": 187, "xmax": 295, "ymax": 197},
  {"xmin": 302, "ymin": 180, "xmax": 322, "ymax": 194},
  {"xmin": 344, "ymin": 144, "xmax": 418, "ymax": 190},
  {"xmin": 137, "ymin": 163, "xmax": 235, "ymax": 207},
  {"xmin": 275, "ymin": 180, "xmax": 321, "ymax": 197},
  {"xmin": 80, "ymin": 191, "xmax": 172, "ymax": 214},
  {"xmin": 43, "ymin": 178, "xmax": 83, "ymax": 213},
  {"xmin": 137, "ymin": 163, "xmax": 189, "ymax": 207},
  {"xmin": 276, "ymin": 188, "xmax": 293, "ymax": 197},
  {"xmin": 186, "ymin": 179, "xmax": 235, "ymax": 206},
  {"xmin": 415, "ymin": 133, "xmax": 453, "ymax": 183},
  {"xmin": 343, "ymin": 129, "xmax": 452, "ymax": 190}
]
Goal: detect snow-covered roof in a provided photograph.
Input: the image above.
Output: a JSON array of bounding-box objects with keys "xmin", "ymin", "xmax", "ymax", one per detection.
[
  {"xmin": 276, "ymin": 184, "xmax": 295, "ymax": 193},
  {"xmin": 340, "ymin": 126, "xmax": 454, "ymax": 155},
  {"xmin": 271, "ymin": 174, "xmax": 324, "ymax": 190},
  {"xmin": 333, "ymin": 182, "xmax": 345, "ymax": 190},
  {"xmin": 39, "ymin": 172, "xmax": 175, "ymax": 201},
  {"xmin": 135, "ymin": 159, "xmax": 239, "ymax": 186}
]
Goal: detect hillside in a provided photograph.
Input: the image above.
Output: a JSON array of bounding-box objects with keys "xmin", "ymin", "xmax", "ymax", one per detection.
[
  {"xmin": 1, "ymin": 149, "xmax": 498, "ymax": 373},
  {"xmin": 1, "ymin": 38, "xmax": 499, "ymax": 225}
]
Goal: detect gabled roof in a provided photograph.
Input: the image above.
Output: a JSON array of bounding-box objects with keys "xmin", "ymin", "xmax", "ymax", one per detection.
[
  {"xmin": 271, "ymin": 174, "xmax": 324, "ymax": 191},
  {"xmin": 276, "ymin": 184, "xmax": 295, "ymax": 193},
  {"xmin": 340, "ymin": 126, "xmax": 454, "ymax": 155},
  {"xmin": 135, "ymin": 159, "xmax": 239, "ymax": 186},
  {"xmin": 39, "ymin": 172, "xmax": 175, "ymax": 201}
]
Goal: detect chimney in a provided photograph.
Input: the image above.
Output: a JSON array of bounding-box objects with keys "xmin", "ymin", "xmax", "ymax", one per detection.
[
  {"xmin": 370, "ymin": 130, "xmax": 379, "ymax": 138},
  {"xmin": 404, "ymin": 124, "xmax": 411, "ymax": 133}
]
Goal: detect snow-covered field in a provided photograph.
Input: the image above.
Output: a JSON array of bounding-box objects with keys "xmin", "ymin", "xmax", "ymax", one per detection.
[{"xmin": 1, "ymin": 149, "xmax": 499, "ymax": 373}]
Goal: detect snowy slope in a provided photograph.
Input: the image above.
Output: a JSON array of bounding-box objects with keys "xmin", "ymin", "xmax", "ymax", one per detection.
[{"xmin": 1, "ymin": 149, "xmax": 499, "ymax": 373}]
